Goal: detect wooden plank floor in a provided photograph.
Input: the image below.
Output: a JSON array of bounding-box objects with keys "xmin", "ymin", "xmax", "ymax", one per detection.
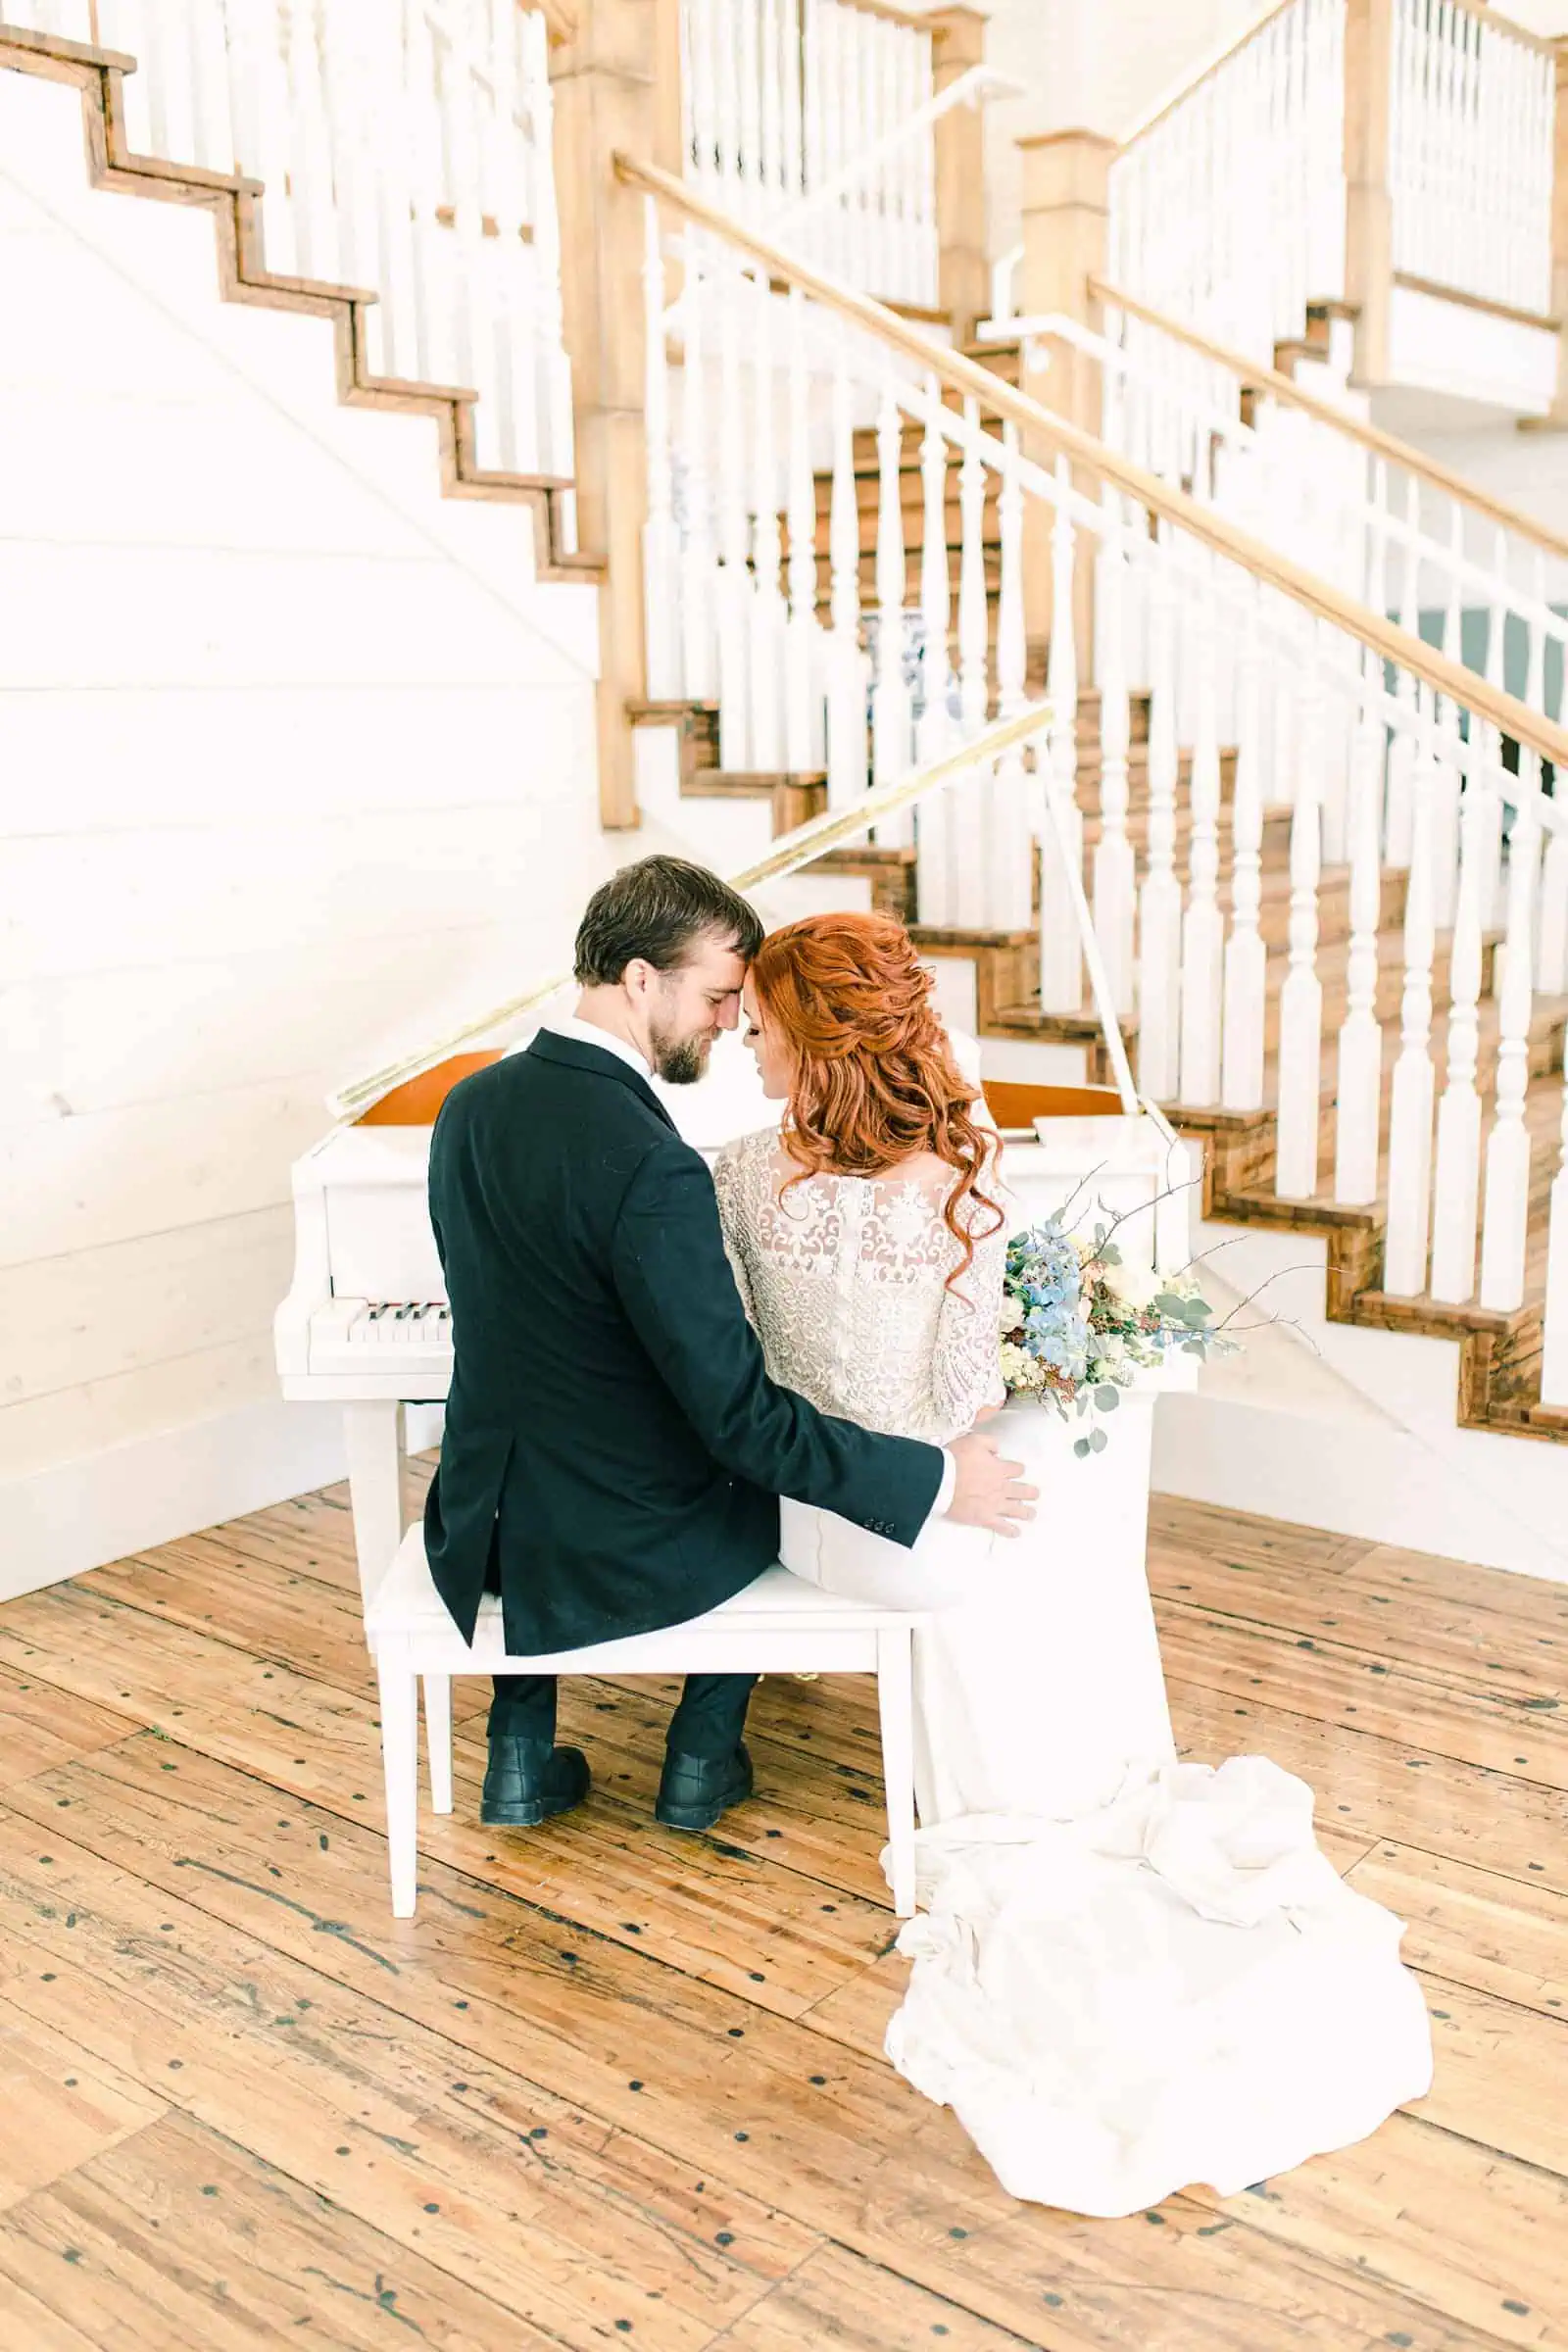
[{"xmin": 0, "ymin": 1479, "xmax": 1563, "ymax": 2351}]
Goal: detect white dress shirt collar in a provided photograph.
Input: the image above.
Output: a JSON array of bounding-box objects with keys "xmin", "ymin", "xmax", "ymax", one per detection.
[{"xmin": 541, "ymin": 1011, "xmax": 653, "ymax": 1079}]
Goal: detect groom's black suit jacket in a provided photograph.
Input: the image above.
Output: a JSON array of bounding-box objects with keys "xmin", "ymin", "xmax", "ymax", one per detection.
[{"xmin": 423, "ymin": 1030, "xmax": 946, "ymax": 1654}]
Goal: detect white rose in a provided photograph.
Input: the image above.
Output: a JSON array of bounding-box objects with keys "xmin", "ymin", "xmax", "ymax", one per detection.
[
  {"xmin": 1102, "ymin": 1256, "xmax": 1163, "ymax": 1312},
  {"xmin": 999, "ymin": 1295, "xmax": 1024, "ymax": 1335}
]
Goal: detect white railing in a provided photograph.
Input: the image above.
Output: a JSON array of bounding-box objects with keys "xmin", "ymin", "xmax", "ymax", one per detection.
[
  {"xmin": 631, "ymin": 160, "xmax": 1568, "ymax": 1378},
  {"xmin": 1054, "ymin": 293, "xmax": 1568, "ymax": 976},
  {"xmin": 1390, "ymin": 0, "xmax": 1555, "ymax": 317},
  {"xmin": 680, "ymin": 0, "xmax": 939, "ymax": 310},
  {"xmin": 1108, "ymin": 0, "xmax": 1348, "ymax": 362},
  {"xmin": 1108, "ymin": 0, "xmax": 1557, "ymax": 373},
  {"xmin": 6, "ymin": 0, "xmax": 573, "ymax": 477}
]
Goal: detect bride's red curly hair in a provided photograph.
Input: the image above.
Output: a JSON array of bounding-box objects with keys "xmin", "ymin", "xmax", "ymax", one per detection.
[{"xmin": 748, "ymin": 909, "xmax": 1004, "ymax": 1291}]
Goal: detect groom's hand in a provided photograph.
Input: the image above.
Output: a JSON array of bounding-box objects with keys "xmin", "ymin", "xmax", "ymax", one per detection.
[{"xmin": 948, "ymin": 1413, "xmax": 1038, "ymax": 1537}]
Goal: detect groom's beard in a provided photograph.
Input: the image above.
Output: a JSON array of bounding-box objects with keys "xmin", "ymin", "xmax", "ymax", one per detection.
[{"xmin": 650, "ymin": 1021, "xmax": 714, "ymax": 1087}]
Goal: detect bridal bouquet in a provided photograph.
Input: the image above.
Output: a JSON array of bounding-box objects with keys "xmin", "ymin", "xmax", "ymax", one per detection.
[{"xmin": 998, "ymin": 1210, "xmax": 1228, "ymax": 1455}]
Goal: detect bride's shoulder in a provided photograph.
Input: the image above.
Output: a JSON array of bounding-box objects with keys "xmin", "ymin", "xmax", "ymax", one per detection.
[{"xmin": 712, "ymin": 1123, "xmax": 782, "ymax": 1177}]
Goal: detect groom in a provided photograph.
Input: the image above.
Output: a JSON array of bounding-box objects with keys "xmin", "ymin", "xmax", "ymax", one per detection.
[{"xmin": 424, "ymin": 856, "xmax": 1035, "ymax": 1834}]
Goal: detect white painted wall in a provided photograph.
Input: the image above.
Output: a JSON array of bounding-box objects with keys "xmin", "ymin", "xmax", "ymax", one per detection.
[
  {"xmin": 0, "ymin": 70, "xmax": 609, "ymax": 1592},
  {"xmin": 969, "ymin": 0, "xmax": 1268, "ymax": 261}
]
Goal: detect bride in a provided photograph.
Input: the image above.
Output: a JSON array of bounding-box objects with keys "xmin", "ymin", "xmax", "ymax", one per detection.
[{"xmin": 713, "ymin": 908, "xmax": 1433, "ymax": 2219}]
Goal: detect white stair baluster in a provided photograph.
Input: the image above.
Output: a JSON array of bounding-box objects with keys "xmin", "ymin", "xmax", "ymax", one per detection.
[
  {"xmin": 1540, "ymin": 1081, "xmax": 1568, "ymax": 1403},
  {"xmin": 225, "ymin": 0, "xmax": 299, "ymax": 279},
  {"xmin": 139, "ymin": 0, "xmax": 198, "ymax": 163},
  {"xmin": 991, "ymin": 426, "xmax": 1032, "ymax": 938},
  {"xmin": 1427, "ymin": 758, "xmax": 1488, "ymax": 1301},
  {"xmin": 1383, "ymin": 475, "xmax": 1422, "ymax": 868},
  {"xmin": 738, "ymin": 0, "xmax": 763, "ymax": 220},
  {"xmin": 871, "ymin": 378, "xmax": 912, "ymax": 839},
  {"xmin": 784, "ymin": 286, "xmax": 819, "ymax": 776},
  {"xmin": 1479, "ymin": 778, "xmax": 1540, "ymax": 1310},
  {"xmin": 1334, "ymin": 693, "xmax": 1389, "ymax": 1204},
  {"xmin": 826, "ymin": 355, "xmax": 866, "ymax": 814},
  {"xmin": 1384, "ymin": 710, "xmax": 1440, "ymax": 1295},
  {"xmin": 514, "ymin": 7, "xmax": 564, "ymax": 474},
  {"xmin": 285, "ymin": 0, "xmax": 341, "ymax": 289},
  {"xmin": 1274, "ymin": 632, "xmax": 1324, "ymax": 1200},
  {"xmin": 1179, "ymin": 547, "xmax": 1224, "ymax": 1103},
  {"xmin": 715, "ymin": 254, "xmax": 753, "ymax": 771},
  {"xmin": 748, "ymin": 268, "xmax": 786, "ymax": 774},
  {"xmin": 1137, "ymin": 527, "xmax": 1183, "ymax": 1103},
  {"xmin": 1038, "ymin": 453, "xmax": 1081, "ymax": 1001},
  {"xmin": 915, "ymin": 373, "xmax": 954, "ymax": 928},
  {"xmin": 1092, "ymin": 487, "xmax": 1136, "ymax": 1019},
  {"xmin": 1531, "ymin": 557, "xmax": 1568, "ymax": 993},
  {"xmin": 1221, "ymin": 582, "xmax": 1267, "ymax": 1111},
  {"xmin": 678, "ymin": 234, "xmax": 717, "ymax": 703},
  {"xmin": 953, "ymin": 394, "xmax": 990, "ymax": 928},
  {"xmin": 1430, "ymin": 508, "xmax": 1466, "ymax": 931},
  {"xmin": 641, "ymin": 196, "xmax": 679, "ymax": 699}
]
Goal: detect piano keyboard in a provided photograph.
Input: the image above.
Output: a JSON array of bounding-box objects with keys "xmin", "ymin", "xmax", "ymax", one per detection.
[{"xmin": 309, "ymin": 1298, "xmax": 454, "ymax": 1376}]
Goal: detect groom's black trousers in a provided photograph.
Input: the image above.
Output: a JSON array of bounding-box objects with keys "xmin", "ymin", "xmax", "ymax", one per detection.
[{"xmin": 482, "ymin": 1549, "xmax": 757, "ymax": 1757}]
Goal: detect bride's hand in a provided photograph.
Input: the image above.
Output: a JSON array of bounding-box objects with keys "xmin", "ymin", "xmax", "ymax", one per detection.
[{"xmin": 947, "ymin": 1416, "xmax": 1038, "ymax": 1537}]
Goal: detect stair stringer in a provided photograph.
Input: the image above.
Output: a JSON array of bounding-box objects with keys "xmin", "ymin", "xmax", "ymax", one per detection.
[
  {"xmin": 0, "ymin": 23, "xmax": 600, "ymax": 615},
  {"xmin": 1164, "ymin": 1217, "xmax": 1568, "ymax": 1583}
]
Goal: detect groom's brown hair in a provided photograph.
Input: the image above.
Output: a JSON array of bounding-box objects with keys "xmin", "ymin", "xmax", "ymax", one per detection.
[{"xmin": 574, "ymin": 856, "xmax": 763, "ymax": 986}]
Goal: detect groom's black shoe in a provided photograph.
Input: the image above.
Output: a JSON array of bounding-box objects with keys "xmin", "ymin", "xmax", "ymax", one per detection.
[
  {"xmin": 480, "ymin": 1734, "xmax": 591, "ymax": 1828},
  {"xmin": 656, "ymin": 1741, "xmax": 754, "ymax": 1832}
]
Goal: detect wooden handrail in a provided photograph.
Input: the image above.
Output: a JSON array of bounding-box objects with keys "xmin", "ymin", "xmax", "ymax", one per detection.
[
  {"xmin": 328, "ymin": 700, "xmax": 1055, "ymax": 1120},
  {"xmin": 618, "ymin": 151, "xmax": 1568, "ymax": 773},
  {"xmin": 1115, "ymin": 1, "xmax": 1299, "ymax": 154},
  {"xmin": 1090, "ymin": 275, "xmax": 1568, "ymax": 563}
]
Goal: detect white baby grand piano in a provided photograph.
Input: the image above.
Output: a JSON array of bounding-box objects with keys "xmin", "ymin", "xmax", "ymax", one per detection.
[{"xmin": 275, "ymin": 706, "xmax": 1194, "ymax": 1596}]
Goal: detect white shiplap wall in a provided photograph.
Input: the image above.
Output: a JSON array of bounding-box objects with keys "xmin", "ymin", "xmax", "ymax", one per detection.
[{"xmin": 0, "ymin": 70, "xmax": 607, "ymax": 1592}]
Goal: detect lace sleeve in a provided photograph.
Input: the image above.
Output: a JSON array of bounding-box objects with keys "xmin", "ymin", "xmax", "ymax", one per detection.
[
  {"xmin": 929, "ymin": 1195, "xmax": 1008, "ymax": 1435},
  {"xmin": 711, "ymin": 1139, "xmax": 759, "ymax": 1327}
]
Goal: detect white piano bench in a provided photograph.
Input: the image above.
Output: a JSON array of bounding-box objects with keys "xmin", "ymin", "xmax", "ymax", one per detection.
[{"xmin": 366, "ymin": 1525, "xmax": 926, "ymax": 1922}]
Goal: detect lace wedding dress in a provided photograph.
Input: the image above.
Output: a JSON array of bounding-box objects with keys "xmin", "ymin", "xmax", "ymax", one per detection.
[{"xmin": 713, "ymin": 1126, "xmax": 1434, "ymax": 2217}]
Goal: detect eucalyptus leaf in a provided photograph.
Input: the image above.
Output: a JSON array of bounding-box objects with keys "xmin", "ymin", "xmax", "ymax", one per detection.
[
  {"xmin": 1094, "ymin": 1384, "xmax": 1121, "ymax": 1411},
  {"xmin": 1089, "ymin": 1425, "xmax": 1108, "ymax": 1453},
  {"xmin": 1152, "ymin": 1293, "xmax": 1190, "ymax": 1318},
  {"xmin": 1073, "ymin": 1436, "xmax": 1091, "ymax": 1458},
  {"xmin": 1182, "ymin": 1338, "xmax": 1207, "ymax": 1356}
]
